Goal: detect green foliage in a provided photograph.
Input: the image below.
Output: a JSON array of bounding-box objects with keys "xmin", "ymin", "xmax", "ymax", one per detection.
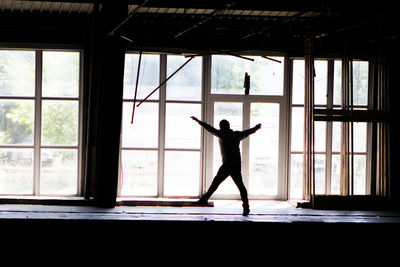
[
  {"xmin": 42, "ymin": 101, "xmax": 78, "ymax": 145},
  {"xmin": 0, "ymin": 101, "xmax": 34, "ymax": 144}
]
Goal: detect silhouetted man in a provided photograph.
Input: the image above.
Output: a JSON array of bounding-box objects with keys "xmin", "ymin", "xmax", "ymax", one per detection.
[{"xmin": 191, "ymin": 116, "xmax": 261, "ymax": 216}]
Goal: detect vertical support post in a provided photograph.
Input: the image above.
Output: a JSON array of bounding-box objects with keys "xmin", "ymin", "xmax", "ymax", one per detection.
[
  {"xmin": 340, "ymin": 56, "xmax": 348, "ymax": 196},
  {"xmin": 303, "ymin": 39, "xmax": 315, "ymax": 201},
  {"xmin": 340, "ymin": 55, "xmax": 351, "ymax": 196},
  {"xmin": 91, "ymin": 2, "xmax": 128, "ymax": 207}
]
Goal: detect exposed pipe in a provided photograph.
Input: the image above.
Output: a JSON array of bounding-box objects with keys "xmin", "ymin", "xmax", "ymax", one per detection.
[
  {"xmin": 137, "ymin": 56, "xmax": 195, "ymax": 107},
  {"xmin": 131, "ymin": 50, "xmax": 143, "ymax": 124}
]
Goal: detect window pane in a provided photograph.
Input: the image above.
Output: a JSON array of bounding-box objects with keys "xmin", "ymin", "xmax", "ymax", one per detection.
[
  {"xmin": 124, "ymin": 54, "xmax": 159, "ymax": 100},
  {"xmin": 332, "ymin": 122, "xmax": 342, "ymax": 152},
  {"xmin": 40, "ymin": 149, "xmax": 77, "ymax": 195},
  {"xmin": 211, "ymin": 56, "xmax": 284, "ymax": 95},
  {"xmin": 249, "ymin": 103, "xmax": 279, "ymax": 196},
  {"xmin": 120, "ymin": 150, "xmax": 158, "ymax": 196},
  {"xmin": 41, "ymin": 100, "xmax": 78, "ymax": 146},
  {"xmin": 333, "ymin": 60, "xmax": 342, "ymax": 106},
  {"xmin": 291, "ymin": 107, "xmax": 304, "ymax": 151},
  {"xmin": 331, "ymin": 154, "xmax": 341, "ymax": 195},
  {"xmin": 290, "ymin": 154, "xmax": 303, "ymax": 199},
  {"xmin": 0, "ymin": 149, "xmax": 33, "ymax": 194},
  {"xmin": 213, "ymin": 102, "xmax": 242, "ymax": 195},
  {"xmin": 315, "ymin": 154, "xmax": 326, "ymax": 194},
  {"xmin": 352, "ymin": 61, "xmax": 368, "ymax": 106},
  {"xmin": 353, "ymin": 122, "xmax": 367, "ymax": 153},
  {"xmin": 354, "ymin": 155, "xmax": 366, "ymax": 195},
  {"xmin": 164, "ymin": 151, "xmax": 200, "ymax": 196},
  {"xmin": 0, "ymin": 50, "xmax": 35, "ymax": 97},
  {"xmin": 292, "ymin": 60, "xmax": 304, "ymax": 105},
  {"xmin": 122, "ymin": 102, "xmax": 158, "ymax": 148},
  {"xmin": 165, "ymin": 103, "xmax": 201, "ymax": 149},
  {"xmin": 42, "ymin": 51, "xmax": 79, "ymax": 97},
  {"xmin": 314, "ymin": 121, "xmax": 326, "ymax": 152},
  {"xmin": 0, "ymin": 100, "xmax": 34, "ymax": 145},
  {"xmin": 314, "ymin": 60, "xmax": 328, "ymax": 105},
  {"xmin": 167, "ymin": 55, "xmax": 201, "ymax": 101}
]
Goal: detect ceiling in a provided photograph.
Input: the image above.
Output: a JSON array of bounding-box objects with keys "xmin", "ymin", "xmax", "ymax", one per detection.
[{"xmin": 1, "ymin": 0, "xmax": 399, "ymax": 55}]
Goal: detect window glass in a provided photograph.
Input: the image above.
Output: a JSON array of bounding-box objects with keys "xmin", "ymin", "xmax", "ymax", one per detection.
[
  {"xmin": 41, "ymin": 100, "xmax": 78, "ymax": 146},
  {"xmin": 120, "ymin": 150, "xmax": 158, "ymax": 196},
  {"xmin": 165, "ymin": 103, "xmax": 201, "ymax": 149},
  {"xmin": 0, "ymin": 148, "xmax": 33, "ymax": 194},
  {"xmin": 290, "ymin": 154, "xmax": 303, "ymax": 199},
  {"xmin": 331, "ymin": 154, "xmax": 341, "ymax": 195},
  {"xmin": 0, "ymin": 100, "xmax": 34, "ymax": 145},
  {"xmin": 353, "ymin": 122, "xmax": 367, "ymax": 153},
  {"xmin": 211, "ymin": 55, "xmax": 284, "ymax": 95},
  {"xmin": 291, "ymin": 107, "xmax": 304, "ymax": 151},
  {"xmin": 352, "ymin": 61, "xmax": 368, "ymax": 106},
  {"xmin": 122, "ymin": 102, "xmax": 158, "ymax": 148},
  {"xmin": 42, "ymin": 51, "xmax": 79, "ymax": 97},
  {"xmin": 332, "ymin": 122, "xmax": 342, "ymax": 152},
  {"xmin": 40, "ymin": 149, "xmax": 77, "ymax": 195},
  {"xmin": 292, "ymin": 60, "xmax": 305, "ymax": 104},
  {"xmin": 0, "ymin": 50, "xmax": 35, "ymax": 97},
  {"xmin": 124, "ymin": 54, "xmax": 160, "ymax": 100},
  {"xmin": 314, "ymin": 154, "xmax": 326, "ymax": 194},
  {"xmin": 167, "ymin": 56, "xmax": 201, "ymax": 101},
  {"xmin": 164, "ymin": 151, "xmax": 200, "ymax": 196},
  {"xmin": 333, "ymin": 60, "xmax": 342, "ymax": 106},
  {"xmin": 354, "ymin": 155, "xmax": 366, "ymax": 195},
  {"xmin": 249, "ymin": 103, "xmax": 279, "ymax": 196},
  {"xmin": 314, "ymin": 121, "xmax": 326, "ymax": 152},
  {"xmin": 314, "ymin": 60, "xmax": 328, "ymax": 105}
]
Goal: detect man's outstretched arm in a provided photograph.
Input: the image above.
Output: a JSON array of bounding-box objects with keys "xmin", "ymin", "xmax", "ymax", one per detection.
[
  {"xmin": 239, "ymin": 123, "xmax": 262, "ymax": 140},
  {"xmin": 191, "ymin": 116, "xmax": 219, "ymax": 136}
]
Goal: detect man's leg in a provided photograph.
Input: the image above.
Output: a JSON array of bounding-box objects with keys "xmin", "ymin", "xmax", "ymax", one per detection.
[
  {"xmin": 197, "ymin": 164, "xmax": 229, "ymax": 205},
  {"xmin": 230, "ymin": 168, "xmax": 250, "ymax": 216}
]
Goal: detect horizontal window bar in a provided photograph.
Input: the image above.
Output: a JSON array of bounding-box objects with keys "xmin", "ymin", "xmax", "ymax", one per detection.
[
  {"xmin": 41, "ymin": 97, "xmax": 80, "ymax": 101},
  {"xmin": 40, "ymin": 145, "xmax": 79, "ymax": 149},
  {"xmin": 121, "ymin": 147, "xmax": 159, "ymax": 151},
  {"xmin": 164, "ymin": 148, "xmax": 201, "ymax": 152},
  {"xmin": 0, "ymin": 145, "xmax": 34, "ymax": 148}
]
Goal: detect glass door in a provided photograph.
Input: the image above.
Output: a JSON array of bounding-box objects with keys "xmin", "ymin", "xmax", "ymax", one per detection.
[
  {"xmin": 205, "ymin": 54, "xmax": 287, "ymax": 200},
  {"xmin": 207, "ymin": 99, "xmax": 284, "ymax": 199}
]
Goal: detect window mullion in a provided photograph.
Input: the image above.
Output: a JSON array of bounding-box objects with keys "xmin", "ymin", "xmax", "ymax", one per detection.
[
  {"xmin": 242, "ymin": 99, "xmax": 250, "ymax": 189},
  {"xmin": 158, "ymin": 54, "xmax": 167, "ymax": 197},
  {"xmin": 33, "ymin": 50, "xmax": 43, "ymax": 196},
  {"xmin": 325, "ymin": 60, "xmax": 334, "ymax": 194}
]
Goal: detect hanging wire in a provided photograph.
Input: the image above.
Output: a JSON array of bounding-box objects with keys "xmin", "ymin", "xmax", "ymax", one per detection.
[{"xmin": 131, "ymin": 50, "xmax": 143, "ymax": 124}]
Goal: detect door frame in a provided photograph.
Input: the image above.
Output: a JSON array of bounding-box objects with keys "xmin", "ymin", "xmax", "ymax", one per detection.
[{"xmin": 202, "ymin": 55, "xmax": 291, "ymax": 200}]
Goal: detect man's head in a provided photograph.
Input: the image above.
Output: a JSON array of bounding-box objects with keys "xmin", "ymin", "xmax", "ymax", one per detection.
[{"xmin": 219, "ymin": 119, "xmax": 230, "ymax": 131}]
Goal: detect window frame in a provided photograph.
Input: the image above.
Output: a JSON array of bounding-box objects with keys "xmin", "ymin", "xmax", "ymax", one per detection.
[
  {"xmin": 0, "ymin": 48, "xmax": 83, "ymax": 197},
  {"xmin": 288, "ymin": 57, "xmax": 372, "ymax": 199},
  {"xmin": 118, "ymin": 53, "xmax": 205, "ymax": 198}
]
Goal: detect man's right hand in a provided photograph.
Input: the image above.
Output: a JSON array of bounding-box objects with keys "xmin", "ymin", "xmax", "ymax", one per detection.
[{"xmin": 191, "ymin": 116, "xmax": 200, "ymax": 123}]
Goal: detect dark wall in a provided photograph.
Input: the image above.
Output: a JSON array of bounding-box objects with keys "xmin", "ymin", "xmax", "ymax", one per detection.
[{"xmin": 388, "ymin": 42, "xmax": 400, "ymax": 209}]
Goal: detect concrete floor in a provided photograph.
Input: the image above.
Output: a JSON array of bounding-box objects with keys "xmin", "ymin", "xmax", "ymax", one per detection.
[{"xmin": 1, "ymin": 200, "xmax": 399, "ymax": 223}]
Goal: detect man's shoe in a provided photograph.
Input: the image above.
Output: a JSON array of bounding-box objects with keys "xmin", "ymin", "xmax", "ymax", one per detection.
[
  {"xmin": 242, "ymin": 207, "xmax": 250, "ymax": 216},
  {"xmin": 195, "ymin": 199, "xmax": 208, "ymax": 206}
]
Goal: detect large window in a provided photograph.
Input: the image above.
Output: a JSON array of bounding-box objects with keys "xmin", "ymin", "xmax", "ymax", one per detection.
[
  {"xmin": 0, "ymin": 49, "xmax": 81, "ymax": 196},
  {"xmin": 120, "ymin": 53, "xmax": 202, "ymax": 197},
  {"xmin": 120, "ymin": 53, "xmax": 371, "ymax": 201},
  {"xmin": 289, "ymin": 59, "xmax": 370, "ymax": 199}
]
